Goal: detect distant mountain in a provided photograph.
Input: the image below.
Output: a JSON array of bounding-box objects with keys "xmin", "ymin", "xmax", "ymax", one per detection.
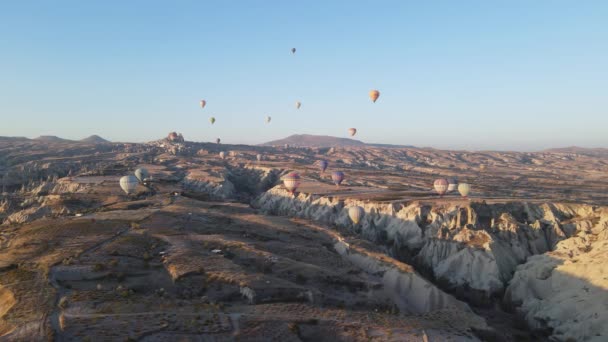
[
  {"xmin": 260, "ymin": 134, "xmax": 365, "ymax": 148},
  {"xmin": 34, "ymin": 135, "xmax": 72, "ymax": 143},
  {"xmin": 543, "ymin": 146, "xmax": 608, "ymax": 157},
  {"xmin": 80, "ymin": 135, "xmax": 110, "ymax": 144},
  {"xmin": 367, "ymin": 143, "xmax": 417, "ymax": 149}
]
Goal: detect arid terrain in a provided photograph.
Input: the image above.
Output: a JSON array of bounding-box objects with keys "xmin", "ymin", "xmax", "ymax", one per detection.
[{"xmin": 1, "ymin": 135, "xmax": 607, "ymax": 341}]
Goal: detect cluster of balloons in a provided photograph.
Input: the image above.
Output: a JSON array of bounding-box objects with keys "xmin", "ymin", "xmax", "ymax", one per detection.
[
  {"xmin": 433, "ymin": 178, "xmax": 471, "ymax": 198},
  {"xmin": 119, "ymin": 167, "xmax": 149, "ymax": 195}
]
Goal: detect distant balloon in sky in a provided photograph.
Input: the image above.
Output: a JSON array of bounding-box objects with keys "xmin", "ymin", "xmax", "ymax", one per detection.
[
  {"xmin": 119, "ymin": 175, "xmax": 138, "ymax": 195},
  {"xmin": 200, "ymin": 100, "xmax": 206, "ymax": 108},
  {"xmin": 348, "ymin": 206, "xmax": 364, "ymax": 224},
  {"xmin": 434, "ymin": 179, "xmax": 449, "ymax": 196},
  {"xmin": 256, "ymin": 154, "xmax": 262, "ymax": 162},
  {"xmin": 266, "ymin": 116, "xmax": 271, "ymax": 123},
  {"xmin": 295, "ymin": 101, "xmax": 301, "ymax": 109},
  {"xmin": 216, "ymin": 138, "xmax": 221, "ymax": 144},
  {"xmin": 332, "ymin": 171, "xmax": 345, "ymax": 186},
  {"xmin": 291, "ymin": 48, "xmax": 296, "ymax": 54},
  {"xmin": 219, "ymin": 151, "xmax": 225, "ymax": 159},
  {"xmin": 369, "ymin": 90, "xmax": 380, "ymax": 103},
  {"xmin": 134, "ymin": 168, "xmax": 149, "ymax": 182},
  {"xmin": 318, "ymin": 160, "xmax": 328, "ymax": 173},
  {"xmin": 348, "ymin": 128, "xmax": 357, "ymax": 137},
  {"xmin": 210, "ymin": 117, "xmax": 216, "ymax": 125},
  {"xmin": 283, "ymin": 172, "xmax": 301, "ymax": 194},
  {"xmin": 447, "ymin": 178, "xmax": 458, "ymax": 192},
  {"xmin": 458, "ymin": 183, "xmax": 471, "ymax": 198}
]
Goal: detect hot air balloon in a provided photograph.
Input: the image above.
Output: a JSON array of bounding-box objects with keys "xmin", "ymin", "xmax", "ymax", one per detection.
[
  {"xmin": 134, "ymin": 168, "xmax": 149, "ymax": 182},
  {"xmin": 458, "ymin": 183, "xmax": 471, "ymax": 198},
  {"xmin": 447, "ymin": 178, "xmax": 458, "ymax": 192},
  {"xmin": 318, "ymin": 160, "xmax": 328, "ymax": 173},
  {"xmin": 291, "ymin": 48, "xmax": 296, "ymax": 54},
  {"xmin": 284, "ymin": 144, "xmax": 289, "ymax": 149},
  {"xmin": 219, "ymin": 151, "xmax": 225, "ymax": 159},
  {"xmin": 283, "ymin": 172, "xmax": 301, "ymax": 194},
  {"xmin": 332, "ymin": 171, "xmax": 345, "ymax": 187},
  {"xmin": 210, "ymin": 117, "xmax": 216, "ymax": 125},
  {"xmin": 433, "ymin": 179, "xmax": 449, "ymax": 197},
  {"xmin": 200, "ymin": 100, "xmax": 206, "ymax": 108},
  {"xmin": 369, "ymin": 90, "xmax": 380, "ymax": 103},
  {"xmin": 216, "ymin": 138, "xmax": 221, "ymax": 144},
  {"xmin": 348, "ymin": 128, "xmax": 357, "ymax": 137},
  {"xmin": 256, "ymin": 154, "xmax": 262, "ymax": 162},
  {"xmin": 119, "ymin": 175, "xmax": 139, "ymax": 195},
  {"xmin": 295, "ymin": 101, "xmax": 301, "ymax": 109},
  {"xmin": 266, "ymin": 116, "xmax": 272, "ymax": 124},
  {"xmin": 348, "ymin": 206, "xmax": 365, "ymax": 224}
]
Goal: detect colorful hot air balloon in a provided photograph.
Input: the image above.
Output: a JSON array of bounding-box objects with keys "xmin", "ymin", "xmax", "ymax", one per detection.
[
  {"xmin": 291, "ymin": 48, "xmax": 296, "ymax": 54},
  {"xmin": 433, "ymin": 179, "xmax": 449, "ymax": 197},
  {"xmin": 119, "ymin": 175, "xmax": 138, "ymax": 195},
  {"xmin": 266, "ymin": 116, "xmax": 272, "ymax": 124},
  {"xmin": 348, "ymin": 206, "xmax": 365, "ymax": 224},
  {"xmin": 134, "ymin": 168, "xmax": 149, "ymax": 182},
  {"xmin": 318, "ymin": 160, "xmax": 328, "ymax": 173},
  {"xmin": 458, "ymin": 183, "xmax": 471, "ymax": 198},
  {"xmin": 295, "ymin": 101, "xmax": 301, "ymax": 109},
  {"xmin": 332, "ymin": 171, "xmax": 345, "ymax": 187},
  {"xmin": 219, "ymin": 151, "xmax": 225, "ymax": 159},
  {"xmin": 216, "ymin": 138, "xmax": 221, "ymax": 144},
  {"xmin": 256, "ymin": 154, "xmax": 262, "ymax": 162},
  {"xmin": 447, "ymin": 178, "xmax": 458, "ymax": 192},
  {"xmin": 210, "ymin": 117, "xmax": 216, "ymax": 125},
  {"xmin": 200, "ymin": 100, "xmax": 206, "ymax": 108},
  {"xmin": 369, "ymin": 90, "xmax": 380, "ymax": 103},
  {"xmin": 348, "ymin": 128, "xmax": 357, "ymax": 137},
  {"xmin": 283, "ymin": 172, "xmax": 301, "ymax": 194}
]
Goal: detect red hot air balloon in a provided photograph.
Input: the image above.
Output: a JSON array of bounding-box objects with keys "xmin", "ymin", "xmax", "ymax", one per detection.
[
  {"xmin": 332, "ymin": 171, "xmax": 345, "ymax": 187},
  {"xmin": 283, "ymin": 172, "xmax": 301, "ymax": 195},
  {"xmin": 434, "ymin": 179, "xmax": 449, "ymax": 197}
]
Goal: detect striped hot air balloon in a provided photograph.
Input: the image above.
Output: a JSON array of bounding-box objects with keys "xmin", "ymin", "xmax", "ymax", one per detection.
[
  {"xmin": 433, "ymin": 179, "xmax": 449, "ymax": 197},
  {"xmin": 348, "ymin": 128, "xmax": 357, "ymax": 137},
  {"xmin": 134, "ymin": 168, "xmax": 149, "ymax": 182},
  {"xmin": 283, "ymin": 172, "xmax": 301, "ymax": 194},
  {"xmin": 369, "ymin": 90, "xmax": 380, "ymax": 103},
  {"xmin": 332, "ymin": 171, "xmax": 345, "ymax": 187},
  {"xmin": 348, "ymin": 206, "xmax": 365, "ymax": 224},
  {"xmin": 447, "ymin": 178, "xmax": 458, "ymax": 193},
  {"xmin": 458, "ymin": 183, "xmax": 471, "ymax": 198},
  {"xmin": 317, "ymin": 160, "xmax": 328, "ymax": 173},
  {"xmin": 119, "ymin": 175, "xmax": 139, "ymax": 195}
]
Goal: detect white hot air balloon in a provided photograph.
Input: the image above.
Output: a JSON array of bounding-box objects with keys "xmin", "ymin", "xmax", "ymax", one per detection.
[
  {"xmin": 219, "ymin": 151, "xmax": 226, "ymax": 159},
  {"xmin": 134, "ymin": 168, "xmax": 149, "ymax": 183},
  {"xmin": 458, "ymin": 183, "xmax": 471, "ymax": 198},
  {"xmin": 348, "ymin": 206, "xmax": 365, "ymax": 224},
  {"xmin": 119, "ymin": 175, "xmax": 139, "ymax": 195},
  {"xmin": 295, "ymin": 101, "xmax": 301, "ymax": 109},
  {"xmin": 256, "ymin": 154, "xmax": 262, "ymax": 162}
]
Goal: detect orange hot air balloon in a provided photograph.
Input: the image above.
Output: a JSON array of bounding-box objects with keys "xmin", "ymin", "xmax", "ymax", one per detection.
[
  {"xmin": 200, "ymin": 100, "xmax": 206, "ymax": 108},
  {"xmin": 348, "ymin": 128, "xmax": 357, "ymax": 136},
  {"xmin": 369, "ymin": 90, "xmax": 380, "ymax": 103}
]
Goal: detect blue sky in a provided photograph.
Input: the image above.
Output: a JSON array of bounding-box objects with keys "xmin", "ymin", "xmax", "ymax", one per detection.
[{"xmin": 1, "ymin": 1, "xmax": 606, "ymax": 150}]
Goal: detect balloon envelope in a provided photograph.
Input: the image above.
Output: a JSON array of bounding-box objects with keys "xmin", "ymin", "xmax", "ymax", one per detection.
[
  {"xmin": 369, "ymin": 90, "xmax": 380, "ymax": 103},
  {"xmin": 219, "ymin": 151, "xmax": 225, "ymax": 159},
  {"xmin": 291, "ymin": 48, "xmax": 296, "ymax": 54},
  {"xmin": 134, "ymin": 168, "xmax": 149, "ymax": 182},
  {"xmin": 119, "ymin": 175, "xmax": 139, "ymax": 195},
  {"xmin": 283, "ymin": 172, "xmax": 301, "ymax": 193},
  {"xmin": 318, "ymin": 160, "xmax": 328, "ymax": 172},
  {"xmin": 266, "ymin": 116, "xmax": 271, "ymax": 123},
  {"xmin": 256, "ymin": 154, "xmax": 262, "ymax": 161},
  {"xmin": 216, "ymin": 138, "xmax": 221, "ymax": 144},
  {"xmin": 348, "ymin": 128, "xmax": 357, "ymax": 136},
  {"xmin": 458, "ymin": 183, "xmax": 471, "ymax": 197},
  {"xmin": 295, "ymin": 101, "xmax": 301, "ymax": 109},
  {"xmin": 348, "ymin": 206, "xmax": 365, "ymax": 224},
  {"xmin": 200, "ymin": 100, "xmax": 206, "ymax": 108},
  {"xmin": 210, "ymin": 117, "xmax": 216, "ymax": 124},
  {"xmin": 332, "ymin": 171, "xmax": 345, "ymax": 186},
  {"xmin": 434, "ymin": 179, "xmax": 449, "ymax": 196}
]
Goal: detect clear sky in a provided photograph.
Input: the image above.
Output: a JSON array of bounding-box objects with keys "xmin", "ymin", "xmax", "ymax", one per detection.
[{"xmin": 1, "ymin": 1, "xmax": 606, "ymax": 151}]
